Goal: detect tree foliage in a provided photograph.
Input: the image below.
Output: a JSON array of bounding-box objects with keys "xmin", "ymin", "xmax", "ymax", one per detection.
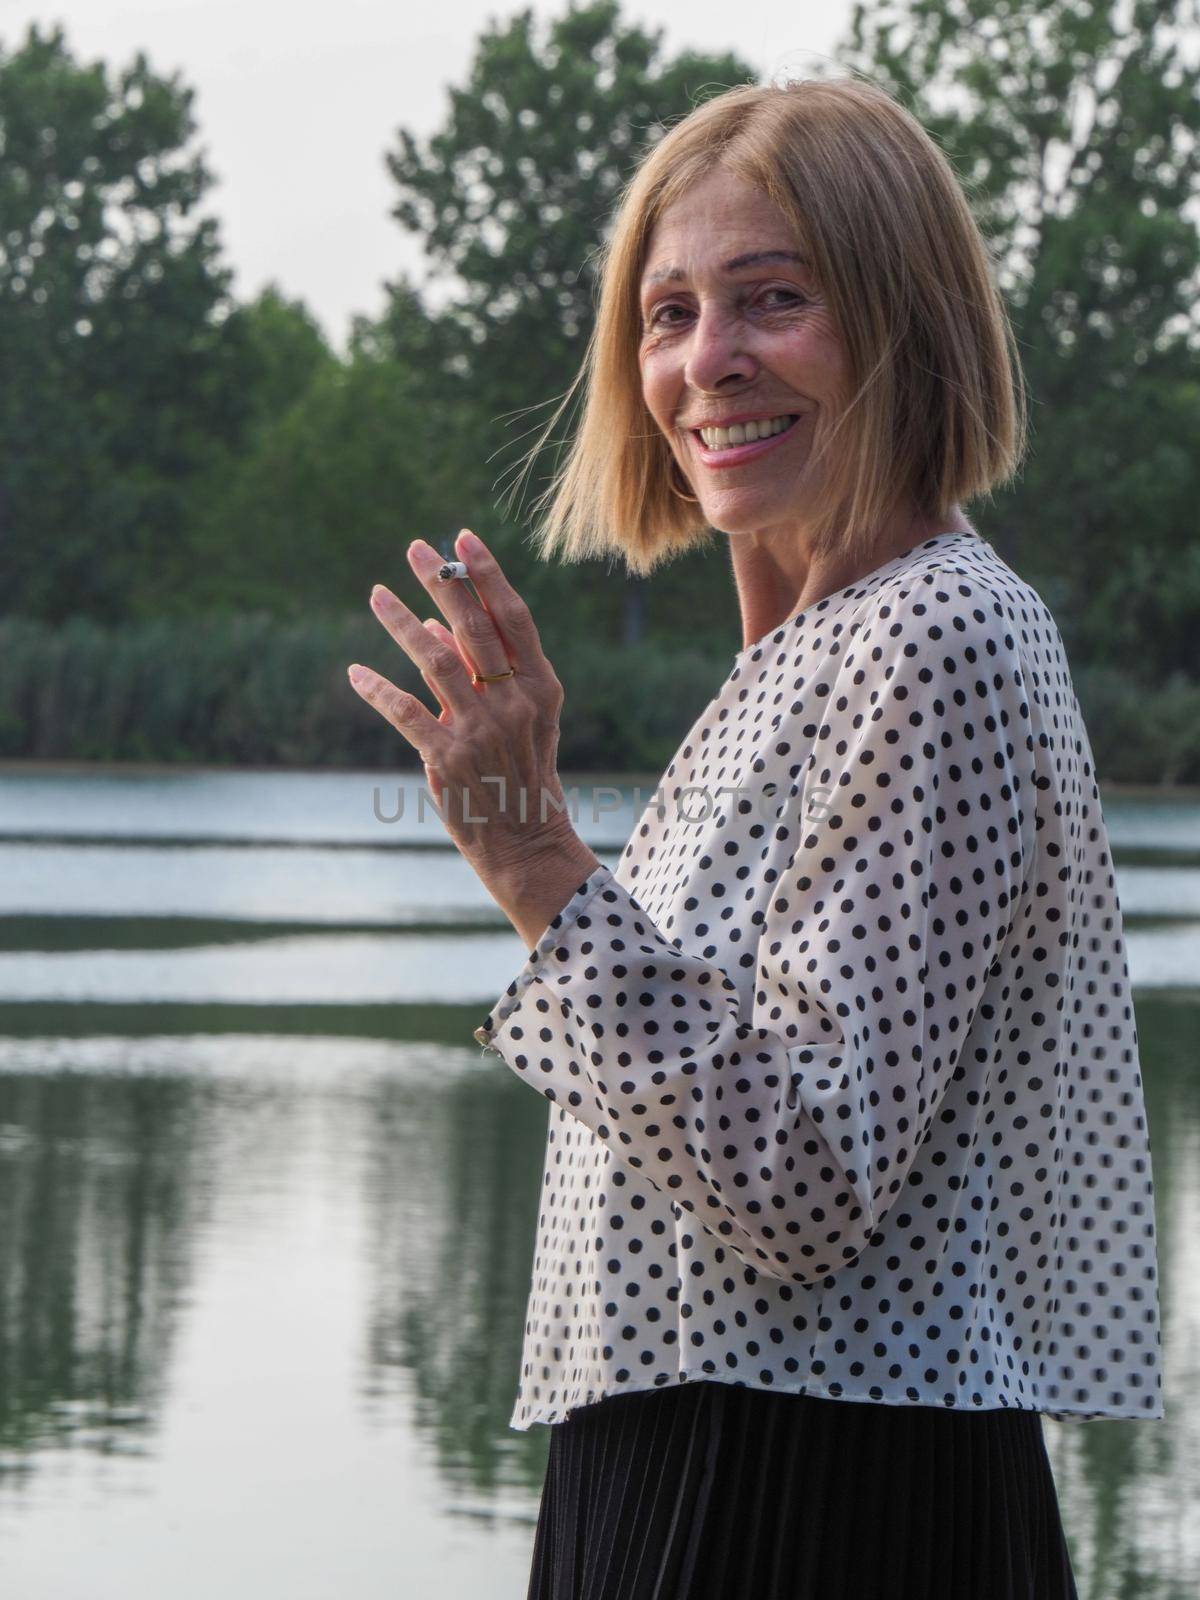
[
  {"xmin": 177, "ymin": 346, "xmax": 465, "ymax": 615},
  {"xmin": 371, "ymin": 0, "xmax": 755, "ymax": 646},
  {"xmin": 174, "ymin": 2, "xmax": 757, "ymax": 646},
  {"xmin": 381, "ymin": 1, "xmax": 753, "ymax": 405},
  {"xmin": 3, "ymin": 0, "xmax": 1197, "ymax": 734},
  {"xmin": 0, "ymin": 22, "xmax": 261, "ymax": 622},
  {"xmin": 824, "ymin": 0, "xmax": 1200, "ymax": 677}
]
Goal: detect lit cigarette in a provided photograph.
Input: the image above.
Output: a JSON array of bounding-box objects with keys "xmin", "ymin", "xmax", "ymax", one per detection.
[{"xmin": 437, "ymin": 560, "xmax": 468, "ymax": 583}]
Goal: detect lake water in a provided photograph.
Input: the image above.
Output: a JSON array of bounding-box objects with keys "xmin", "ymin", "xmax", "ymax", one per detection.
[{"xmin": 0, "ymin": 766, "xmax": 1195, "ymax": 1598}]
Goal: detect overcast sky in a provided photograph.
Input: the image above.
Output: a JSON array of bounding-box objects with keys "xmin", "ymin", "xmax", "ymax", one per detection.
[{"xmin": 0, "ymin": 1, "xmax": 855, "ymax": 352}]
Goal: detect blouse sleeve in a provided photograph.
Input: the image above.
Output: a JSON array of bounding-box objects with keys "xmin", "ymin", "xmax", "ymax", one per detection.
[{"xmin": 474, "ymin": 582, "xmax": 1037, "ymax": 1285}]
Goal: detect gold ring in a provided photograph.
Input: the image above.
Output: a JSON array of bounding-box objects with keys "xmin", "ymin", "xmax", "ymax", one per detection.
[{"xmin": 472, "ymin": 667, "xmax": 516, "ymax": 684}]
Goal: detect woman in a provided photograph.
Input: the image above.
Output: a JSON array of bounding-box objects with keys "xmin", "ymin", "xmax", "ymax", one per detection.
[{"xmin": 348, "ymin": 78, "xmax": 1164, "ymax": 1600}]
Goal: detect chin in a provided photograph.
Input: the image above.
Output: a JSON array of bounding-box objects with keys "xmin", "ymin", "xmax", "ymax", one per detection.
[{"xmin": 698, "ymin": 490, "xmax": 798, "ymax": 537}]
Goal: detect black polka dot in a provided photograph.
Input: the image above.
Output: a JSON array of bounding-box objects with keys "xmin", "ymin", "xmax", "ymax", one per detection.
[{"xmin": 475, "ymin": 530, "xmax": 1165, "ymax": 1430}]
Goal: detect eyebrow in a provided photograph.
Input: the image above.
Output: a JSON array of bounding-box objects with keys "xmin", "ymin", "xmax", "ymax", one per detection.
[{"xmin": 642, "ymin": 249, "xmax": 811, "ymax": 288}]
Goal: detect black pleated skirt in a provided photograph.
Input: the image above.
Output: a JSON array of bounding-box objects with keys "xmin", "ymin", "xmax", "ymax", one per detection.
[{"xmin": 526, "ymin": 1379, "xmax": 1079, "ymax": 1600}]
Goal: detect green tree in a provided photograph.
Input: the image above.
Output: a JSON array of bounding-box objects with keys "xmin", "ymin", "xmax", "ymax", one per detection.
[
  {"xmin": 366, "ymin": 1, "xmax": 757, "ymax": 648},
  {"xmin": 0, "ymin": 23, "xmax": 257, "ymax": 622},
  {"xmin": 826, "ymin": 0, "xmax": 1200, "ymax": 679},
  {"xmin": 234, "ymin": 283, "xmax": 336, "ymax": 433},
  {"xmin": 161, "ymin": 283, "xmax": 343, "ymax": 611},
  {"xmin": 177, "ymin": 345, "xmax": 465, "ymax": 615},
  {"xmin": 382, "ymin": 0, "xmax": 752, "ymax": 409}
]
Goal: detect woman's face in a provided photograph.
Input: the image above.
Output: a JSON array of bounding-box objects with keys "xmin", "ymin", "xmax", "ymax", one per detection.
[{"xmin": 637, "ymin": 168, "xmax": 847, "ymax": 540}]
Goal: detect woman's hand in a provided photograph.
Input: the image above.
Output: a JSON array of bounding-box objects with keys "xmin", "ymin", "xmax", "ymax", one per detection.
[{"xmin": 347, "ymin": 527, "xmax": 602, "ymax": 946}]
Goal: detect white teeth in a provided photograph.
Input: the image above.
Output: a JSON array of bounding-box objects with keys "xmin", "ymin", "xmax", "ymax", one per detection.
[{"xmin": 698, "ymin": 415, "xmax": 795, "ymax": 451}]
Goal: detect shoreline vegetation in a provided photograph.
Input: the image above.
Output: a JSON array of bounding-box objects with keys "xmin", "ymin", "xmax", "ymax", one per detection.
[{"xmin": 3, "ymin": 612, "xmax": 1199, "ymax": 785}]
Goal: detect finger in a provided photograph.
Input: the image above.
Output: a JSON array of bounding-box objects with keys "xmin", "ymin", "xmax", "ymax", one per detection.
[
  {"xmin": 423, "ymin": 618, "xmax": 513, "ymax": 710},
  {"xmin": 368, "ymin": 583, "xmax": 479, "ymax": 716},
  {"xmin": 421, "ymin": 617, "xmax": 473, "ymax": 675},
  {"xmin": 453, "ymin": 528, "xmax": 552, "ymax": 674},
  {"xmin": 347, "ymin": 663, "xmax": 447, "ymax": 761},
  {"xmin": 415, "ymin": 619, "xmax": 471, "ymax": 712},
  {"xmin": 406, "ymin": 537, "xmax": 514, "ymax": 681}
]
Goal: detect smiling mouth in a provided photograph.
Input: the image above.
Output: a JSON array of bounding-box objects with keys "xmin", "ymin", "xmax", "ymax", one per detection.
[{"xmin": 692, "ymin": 414, "xmax": 800, "ymax": 452}]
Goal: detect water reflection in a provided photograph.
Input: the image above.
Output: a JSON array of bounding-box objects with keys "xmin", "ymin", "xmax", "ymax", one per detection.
[
  {"xmin": 0, "ymin": 1002, "xmax": 1194, "ymax": 1594},
  {"xmin": 0, "ymin": 768, "xmax": 1195, "ymax": 1597},
  {"xmin": 0, "ymin": 1064, "xmax": 212, "ymax": 1474},
  {"xmin": 358, "ymin": 1066, "xmax": 550, "ymax": 1495},
  {"xmin": 1044, "ymin": 994, "xmax": 1200, "ymax": 1595},
  {"xmin": 0, "ymin": 1034, "xmax": 542, "ymax": 1597}
]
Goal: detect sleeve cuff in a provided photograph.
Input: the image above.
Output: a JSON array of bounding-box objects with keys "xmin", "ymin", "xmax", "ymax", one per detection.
[{"xmin": 473, "ymin": 860, "xmax": 618, "ymax": 1054}]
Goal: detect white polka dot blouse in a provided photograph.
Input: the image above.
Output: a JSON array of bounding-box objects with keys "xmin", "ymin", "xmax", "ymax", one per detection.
[{"xmin": 474, "ymin": 528, "xmax": 1165, "ymax": 1431}]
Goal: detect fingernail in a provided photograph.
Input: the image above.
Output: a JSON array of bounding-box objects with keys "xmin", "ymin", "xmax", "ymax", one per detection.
[
  {"xmin": 348, "ymin": 663, "xmax": 370, "ymax": 684},
  {"xmin": 457, "ymin": 529, "xmax": 485, "ymax": 556}
]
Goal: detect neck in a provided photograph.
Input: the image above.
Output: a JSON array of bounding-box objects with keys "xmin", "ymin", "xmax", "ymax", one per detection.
[{"xmin": 728, "ymin": 506, "xmax": 974, "ymax": 652}]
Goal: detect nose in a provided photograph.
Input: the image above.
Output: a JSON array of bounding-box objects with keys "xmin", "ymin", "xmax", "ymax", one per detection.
[{"xmin": 683, "ymin": 301, "xmax": 757, "ymax": 394}]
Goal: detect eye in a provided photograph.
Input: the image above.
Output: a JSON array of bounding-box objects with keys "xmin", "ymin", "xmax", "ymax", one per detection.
[
  {"xmin": 758, "ymin": 287, "xmax": 807, "ymax": 310},
  {"xmin": 644, "ymin": 300, "xmax": 690, "ymax": 330}
]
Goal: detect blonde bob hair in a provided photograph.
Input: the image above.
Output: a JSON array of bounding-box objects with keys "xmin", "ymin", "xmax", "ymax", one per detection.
[{"xmin": 520, "ymin": 75, "xmax": 1027, "ymax": 575}]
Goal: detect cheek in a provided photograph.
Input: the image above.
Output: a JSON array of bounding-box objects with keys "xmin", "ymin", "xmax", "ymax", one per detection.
[
  {"xmin": 774, "ymin": 321, "xmax": 838, "ymax": 368},
  {"xmin": 639, "ymin": 349, "xmax": 677, "ymax": 428},
  {"xmin": 768, "ymin": 316, "xmax": 846, "ymax": 390}
]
